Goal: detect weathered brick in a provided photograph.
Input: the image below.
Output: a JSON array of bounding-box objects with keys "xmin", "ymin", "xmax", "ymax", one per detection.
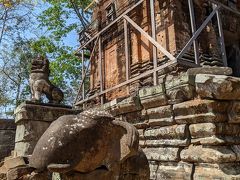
[
  {"xmin": 144, "ymin": 125, "xmax": 188, "ymax": 140},
  {"xmin": 194, "ymin": 163, "xmax": 240, "ymax": 179},
  {"xmin": 174, "ymin": 100, "xmax": 228, "ymax": 124},
  {"xmin": 181, "ymin": 145, "xmax": 238, "ymax": 163},
  {"xmin": 146, "ymin": 105, "xmax": 174, "ymax": 127},
  {"xmin": 143, "ymin": 147, "xmax": 181, "ymax": 162}
]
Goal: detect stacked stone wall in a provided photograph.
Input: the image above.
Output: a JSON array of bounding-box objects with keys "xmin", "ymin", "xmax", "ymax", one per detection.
[
  {"xmin": 100, "ymin": 67, "xmax": 240, "ymax": 179},
  {"xmin": 0, "ymin": 119, "xmax": 16, "ymax": 161}
]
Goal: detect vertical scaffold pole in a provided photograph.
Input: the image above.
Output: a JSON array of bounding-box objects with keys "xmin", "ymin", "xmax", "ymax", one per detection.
[
  {"xmin": 188, "ymin": 0, "xmax": 200, "ymax": 65},
  {"xmin": 215, "ymin": 4, "xmax": 228, "ymax": 67},
  {"xmin": 81, "ymin": 50, "xmax": 85, "ymax": 100},
  {"xmin": 99, "ymin": 36, "xmax": 104, "ymax": 104},
  {"xmin": 124, "ymin": 19, "xmax": 130, "ymax": 94},
  {"xmin": 150, "ymin": 0, "xmax": 158, "ymax": 85}
]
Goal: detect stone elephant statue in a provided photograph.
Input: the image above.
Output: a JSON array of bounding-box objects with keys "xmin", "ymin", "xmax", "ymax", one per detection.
[{"xmin": 29, "ymin": 109, "xmax": 150, "ymax": 180}]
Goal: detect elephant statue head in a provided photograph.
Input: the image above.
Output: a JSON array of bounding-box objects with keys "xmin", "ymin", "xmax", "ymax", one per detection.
[{"xmin": 29, "ymin": 109, "xmax": 149, "ymax": 180}]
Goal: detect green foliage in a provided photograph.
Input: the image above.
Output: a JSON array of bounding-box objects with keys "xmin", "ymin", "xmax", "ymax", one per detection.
[
  {"xmin": 30, "ymin": 0, "xmax": 92, "ymax": 104},
  {"xmin": 38, "ymin": 0, "xmax": 91, "ymax": 40},
  {"xmin": 0, "ymin": 38, "xmax": 37, "ymax": 116},
  {"xmin": 0, "ymin": 0, "xmax": 92, "ymax": 117}
]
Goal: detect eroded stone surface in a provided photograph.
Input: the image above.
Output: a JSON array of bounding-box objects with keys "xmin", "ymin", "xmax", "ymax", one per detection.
[
  {"xmin": 194, "ymin": 163, "xmax": 240, "ymax": 179},
  {"xmin": 174, "ymin": 99, "xmax": 228, "ymax": 124},
  {"xmin": 149, "ymin": 161, "xmax": 193, "ymax": 180},
  {"xmin": 15, "ymin": 101, "xmax": 77, "ymax": 123},
  {"xmin": 143, "ymin": 147, "xmax": 180, "ymax": 162},
  {"xmin": 196, "ymin": 74, "xmax": 240, "ymax": 100},
  {"xmin": 146, "ymin": 105, "xmax": 174, "ymax": 127},
  {"xmin": 110, "ymin": 95, "xmax": 142, "ymax": 115},
  {"xmin": 190, "ymin": 123, "xmax": 240, "ymax": 138},
  {"xmin": 189, "ymin": 123, "xmax": 217, "ymax": 138},
  {"xmin": 139, "ymin": 85, "xmax": 168, "ymax": 109},
  {"xmin": 145, "ymin": 139, "xmax": 190, "ymax": 147},
  {"xmin": 14, "ymin": 102, "xmax": 79, "ymax": 157},
  {"xmin": 181, "ymin": 145, "xmax": 238, "ymax": 163},
  {"xmin": 165, "ymin": 73, "xmax": 195, "ymax": 104},
  {"xmin": 29, "ymin": 109, "xmax": 149, "ymax": 179},
  {"xmin": 228, "ymin": 101, "xmax": 240, "ymax": 123},
  {"xmin": 15, "ymin": 121, "xmax": 50, "ymax": 144},
  {"xmin": 3, "ymin": 157, "xmax": 26, "ymax": 170},
  {"xmin": 14, "ymin": 142, "xmax": 31, "ymax": 157},
  {"xmin": 144, "ymin": 125, "xmax": 189, "ymax": 140},
  {"xmin": 167, "ymin": 84, "xmax": 195, "ymax": 104},
  {"xmin": 191, "ymin": 136, "xmax": 240, "ymax": 146},
  {"xmin": 7, "ymin": 166, "xmax": 34, "ymax": 180},
  {"xmin": 165, "ymin": 73, "xmax": 195, "ymax": 90}
]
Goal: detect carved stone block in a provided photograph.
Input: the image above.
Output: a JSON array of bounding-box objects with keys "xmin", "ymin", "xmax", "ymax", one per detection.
[
  {"xmin": 165, "ymin": 73, "xmax": 195, "ymax": 104},
  {"xmin": 144, "ymin": 125, "xmax": 189, "ymax": 140},
  {"xmin": 151, "ymin": 161, "xmax": 193, "ymax": 180},
  {"xmin": 194, "ymin": 163, "xmax": 240, "ymax": 179},
  {"xmin": 13, "ymin": 101, "xmax": 79, "ymax": 156},
  {"xmin": 173, "ymin": 100, "xmax": 229, "ymax": 124},
  {"xmin": 190, "ymin": 123, "xmax": 240, "ymax": 138},
  {"xmin": 139, "ymin": 85, "xmax": 168, "ymax": 109},
  {"xmin": 110, "ymin": 95, "xmax": 142, "ymax": 115},
  {"xmin": 196, "ymin": 74, "xmax": 240, "ymax": 100},
  {"xmin": 15, "ymin": 101, "xmax": 76, "ymax": 123},
  {"xmin": 228, "ymin": 101, "xmax": 240, "ymax": 123},
  {"xmin": 145, "ymin": 139, "xmax": 190, "ymax": 147},
  {"xmin": 146, "ymin": 105, "xmax": 174, "ymax": 127},
  {"xmin": 181, "ymin": 145, "xmax": 239, "ymax": 163},
  {"xmin": 143, "ymin": 147, "xmax": 181, "ymax": 162}
]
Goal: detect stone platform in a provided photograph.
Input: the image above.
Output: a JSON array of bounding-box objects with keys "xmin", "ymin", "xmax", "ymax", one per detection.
[
  {"xmin": 14, "ymin": 101, "xmax": 80, "ymax": 157},
  {"xmin": 95, "ymin": 67, "xmax": 240, "ymax": 179}
]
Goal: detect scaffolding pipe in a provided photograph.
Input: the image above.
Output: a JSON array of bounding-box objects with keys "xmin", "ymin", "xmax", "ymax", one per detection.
[
  {"xmin": 150, "ymin": 0, "xmax": 158, "ymax": 85},
  {"xmin": 214, "ymin": 4, "xmax": 228, "ymax": 67},
  {"xmin": 177, "ymin": 5, "xmax": 220, "ymax": 59},
  {"xmin": 188, "ymin": 0, "xmax": 200, "ymax": 65},
  {"xmin": 82, "ymin": 50, "xmax": 85, "ymax": 100},
  {"xmin": 124, "ymin": 19, "xmax": 130, "ymax": 94},
  {"xmin": 99, "ymin": 36, "xmax": 104, "ymax": 104}
]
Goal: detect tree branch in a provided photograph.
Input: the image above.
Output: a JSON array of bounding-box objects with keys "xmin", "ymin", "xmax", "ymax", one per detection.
[
  {"xmin": 0, "ymin": 8, "xmax": 8, "ymax": 45},
  {"xmin": 2, "ymin": 68, "xmax": 19, "ymax": 86},
  {"xmin": 69, "ymin": 0, "xmax": 88, "ymax": 28}
]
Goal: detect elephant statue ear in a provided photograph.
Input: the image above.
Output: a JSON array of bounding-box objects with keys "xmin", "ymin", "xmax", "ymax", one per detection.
[
  {"xmin": 112, "ymin": 120, "xmax": 139, "ymax": 162},
  {"xmin": 81, "ymin": 109, "xmax": 115, "ymax": 121}
]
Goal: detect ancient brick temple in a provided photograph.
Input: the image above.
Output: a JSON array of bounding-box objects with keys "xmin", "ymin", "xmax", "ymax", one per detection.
[
  {"xmin": 75, "ymin": 0, "xmax": 240, "ymax": 179},
  {"xmin": 76, "ymin": 0, "xmax": 240, "ymax": 104},
  {"xmin": 1, "ymin": 0, "xmax": 240, "ymax": 180}
]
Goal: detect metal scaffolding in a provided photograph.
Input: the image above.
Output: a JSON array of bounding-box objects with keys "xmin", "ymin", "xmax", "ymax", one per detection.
[{"xmin": 74, "ymin": 0, "xmax": 240, "ymax": 106}]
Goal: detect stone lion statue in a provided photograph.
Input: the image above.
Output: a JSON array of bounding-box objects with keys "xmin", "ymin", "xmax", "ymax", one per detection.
[{"xmin": 29, "ymin": 56, "xmax": 64, "ymax": 104}]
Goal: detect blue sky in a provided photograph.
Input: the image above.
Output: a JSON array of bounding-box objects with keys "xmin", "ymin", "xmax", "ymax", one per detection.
[
  {"xmin": 28, "ymin": 2, "xmax": 80, "ymax": 48},
  {"xmin": 0, "ymin": 2, "xmax": 82, "ymax": 118}
]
